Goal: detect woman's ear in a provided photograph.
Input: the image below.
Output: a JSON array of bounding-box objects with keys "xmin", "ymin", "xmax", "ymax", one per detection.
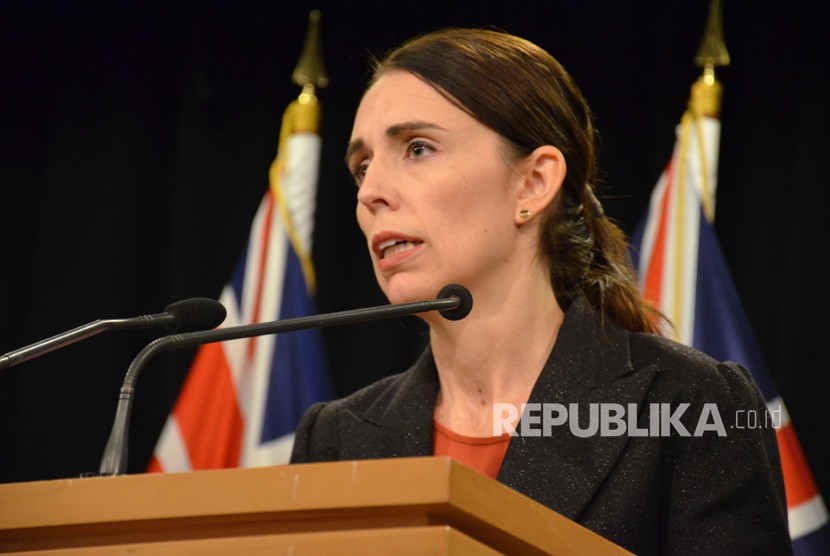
[{"xmin": 514, "ymin": 145, "xmax": 566, "ymax": 225}]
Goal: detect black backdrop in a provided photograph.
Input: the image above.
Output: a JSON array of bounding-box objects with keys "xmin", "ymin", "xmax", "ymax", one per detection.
[{"xmin": 1, "ymin": 1, "xmax": 828, "ymax": 500}]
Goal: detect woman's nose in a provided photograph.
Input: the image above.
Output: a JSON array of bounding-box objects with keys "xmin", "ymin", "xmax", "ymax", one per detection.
[{"xmin": 356, "ymin": 160, "xmax": 396, "ymax": 214}]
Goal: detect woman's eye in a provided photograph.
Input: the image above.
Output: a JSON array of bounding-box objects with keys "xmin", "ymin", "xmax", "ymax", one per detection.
[
  {"xmin": 351, "ymin": 162, "xmax": 368, "ymax": 186},
  {"xmin": 407, "ymin": 141, "xmax": 433, "ymax": 159}
]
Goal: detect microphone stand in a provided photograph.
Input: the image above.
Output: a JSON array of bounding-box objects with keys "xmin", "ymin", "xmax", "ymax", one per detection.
[{"xmin": 98, "ymin": 286, "xmax": 471, "ymax": 475}]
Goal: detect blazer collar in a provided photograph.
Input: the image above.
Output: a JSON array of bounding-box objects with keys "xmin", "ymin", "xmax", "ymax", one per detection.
[{"xmin": 546, "ymin": 296, "xmax": 636, "ymax": 389}]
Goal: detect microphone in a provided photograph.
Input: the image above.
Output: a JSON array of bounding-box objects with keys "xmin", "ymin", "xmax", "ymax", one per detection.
[
  {"xmin": 98, "ymin": 284, "xmax": 473, "ymax": 475},
  {"xmin": 0, "ymin": 298, "xmax": 227, "ymax": 370}
]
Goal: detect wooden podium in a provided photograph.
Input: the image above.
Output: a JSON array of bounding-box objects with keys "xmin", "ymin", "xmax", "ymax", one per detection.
[{"xmin": 0, "ymin": 457, "xmax": 631, "ymax": 555}]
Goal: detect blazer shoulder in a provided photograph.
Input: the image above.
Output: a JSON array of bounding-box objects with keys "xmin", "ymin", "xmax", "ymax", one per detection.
[
  {"xmin": 628, "ymin": 332, "xmax": 764, "ymax": 409},
  {"xmin": 629, "ymin": 332, "xmax": 719, "ymax": 373},
  {"xmin": 626, "ymin": 336, "xmax": 789, "ymax": 553}
]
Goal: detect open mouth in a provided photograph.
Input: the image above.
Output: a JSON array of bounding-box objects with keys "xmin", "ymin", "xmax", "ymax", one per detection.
[{"xmin": 378, "ymin": 238, "xmax": 423, "ymax": 259}]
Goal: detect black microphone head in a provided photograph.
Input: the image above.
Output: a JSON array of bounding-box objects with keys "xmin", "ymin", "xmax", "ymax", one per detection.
[
  {"xmin": 164, "ymin": 298, "xmax": 226, "ymax": 333},
  {"xmin": 436, "ymin": 284, "xmax": 473, "ymax": 321}
]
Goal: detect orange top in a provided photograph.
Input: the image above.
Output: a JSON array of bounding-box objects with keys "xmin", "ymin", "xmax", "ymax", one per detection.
[{"xmin": 433, "ymin": 420, "xmax": 511, "ymax": 479}]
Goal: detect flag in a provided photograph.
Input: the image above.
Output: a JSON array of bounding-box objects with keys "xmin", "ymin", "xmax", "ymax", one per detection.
[
  {"xmin": 631, "ymin": 77, "xmax": 830, "ymax": 553},
  {"xmin": 148, "ymin": 85, "xmax": 332, "ymax": 472}
]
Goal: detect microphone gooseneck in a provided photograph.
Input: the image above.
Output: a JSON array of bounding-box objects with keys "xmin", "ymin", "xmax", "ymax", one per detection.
[{"xmin": 98, "ymin": 284, "xmax": 473, "ymax": 475}]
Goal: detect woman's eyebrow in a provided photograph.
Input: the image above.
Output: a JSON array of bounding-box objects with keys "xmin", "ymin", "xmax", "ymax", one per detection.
[
  {"xmin": 385, "ymin": 120, "xmax": 445, "ymax": 137},
  {"xmin": 345, "ymin": 121, "xmax": 447, "ymax": 165}
]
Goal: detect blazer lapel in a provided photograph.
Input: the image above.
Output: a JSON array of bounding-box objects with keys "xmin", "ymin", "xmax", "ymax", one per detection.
[
  {"xmin": 498, "ymin": 298, "xmax": 658, "ymax": 520},
  {"xmin": 339, "ymin": 349, "xmax": 439, "ymax": 460}
]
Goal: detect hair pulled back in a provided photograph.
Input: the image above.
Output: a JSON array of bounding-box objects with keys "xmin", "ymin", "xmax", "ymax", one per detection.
[{"xmin": 371, "ymin": 28, "xmax": 658, "ymax": 333}]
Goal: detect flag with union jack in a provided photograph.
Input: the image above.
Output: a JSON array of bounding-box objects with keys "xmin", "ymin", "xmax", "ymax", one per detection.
[
  {"xmin": 631, "ymin": 74, "xmax": 829, "ymax": 553},
  {"xmin": 149, "ymin": 72, "xmax": 332, "ymax": 472}
]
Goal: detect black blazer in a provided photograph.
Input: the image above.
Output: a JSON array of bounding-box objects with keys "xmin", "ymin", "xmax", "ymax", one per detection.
[{"xmin": 291, "ymin": 298, "xmax": 791, "ymax": 555}]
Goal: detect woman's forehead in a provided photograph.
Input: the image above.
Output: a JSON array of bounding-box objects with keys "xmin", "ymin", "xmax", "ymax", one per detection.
[
  {"xmin": 360, "ymin": 72, "xmax": 444, "ymax": 112},
  {"xmin": 352, "ymin": 71, "xmax": 473, "ymax": 137}
]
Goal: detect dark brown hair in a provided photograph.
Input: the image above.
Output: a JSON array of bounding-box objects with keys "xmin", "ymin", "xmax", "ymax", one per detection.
[{"xmin": 371, "ymin": 28, "xmax": 659, "ymax": 333}]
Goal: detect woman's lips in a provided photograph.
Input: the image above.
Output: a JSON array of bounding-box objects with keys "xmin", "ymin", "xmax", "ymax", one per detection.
[
  {"xmin": 372, "ymin": 232, "xmax": 422, "ymax": 257},
  {"xmin": 378, "ymin": 239, "xmax": 421, "ymax": 259},
  {"xmin": 372, "ymin": 232, "xmax": 424, "ymax": 269}
]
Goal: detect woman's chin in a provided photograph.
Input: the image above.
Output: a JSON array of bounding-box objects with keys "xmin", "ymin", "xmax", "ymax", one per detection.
[{"xmin": 379, "ymin": 277, "xmax": 443, "ymax": 306}]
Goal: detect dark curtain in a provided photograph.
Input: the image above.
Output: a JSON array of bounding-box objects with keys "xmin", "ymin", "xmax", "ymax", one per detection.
[{"xmin": 1, "ymin": 1, "xmax": 827, "ymax": 502}]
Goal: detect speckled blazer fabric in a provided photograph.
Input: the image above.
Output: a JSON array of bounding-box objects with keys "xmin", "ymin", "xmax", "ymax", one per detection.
[{"xmin": 291, "ymin": 298, "xmax": 792, "ymax": 555}]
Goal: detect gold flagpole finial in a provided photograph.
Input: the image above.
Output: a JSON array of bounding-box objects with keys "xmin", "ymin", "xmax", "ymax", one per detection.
[
  {"xmin": 292, "ymin": 10, "xmax": 329, "ymax": 94},
  {"xmin": 694, "ymin": 0, "xmax": 731, "ymax": 71},
  {"xmin": 690, "ymin": 0, "xmax": 729, "ymax": 118}
]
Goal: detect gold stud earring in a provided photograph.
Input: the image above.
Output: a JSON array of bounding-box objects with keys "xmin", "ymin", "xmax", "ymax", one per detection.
[{"xmin": 519, "ymin": 209, "xmax": 531, "ymax": 219}]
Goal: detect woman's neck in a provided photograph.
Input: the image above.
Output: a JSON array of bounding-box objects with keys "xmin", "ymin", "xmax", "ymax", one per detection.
[{"xmin": 428, "ymin": 271, "xmax": 565, "ymax": 436}]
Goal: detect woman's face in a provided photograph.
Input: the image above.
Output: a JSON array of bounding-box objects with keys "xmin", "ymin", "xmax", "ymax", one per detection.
[{"xmin": 347, "ymin": 70, "xmax": 526, "ymax": 306}]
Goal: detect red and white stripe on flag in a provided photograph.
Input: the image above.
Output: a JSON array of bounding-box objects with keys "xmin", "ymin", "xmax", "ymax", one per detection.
[
  {"xmin": 768, "ymin": 398, "xmax": 830, "ymax": 540},
  {"xmin": 637, "ymin": 116, "xmax": 720, "ymax": 344}
]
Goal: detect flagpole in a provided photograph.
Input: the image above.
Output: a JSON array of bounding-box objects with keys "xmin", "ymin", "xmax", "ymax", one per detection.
[
  {"xmin": 633, "ymin": 5, "xmax": 830, "ymax": 548},
  {"xmin": 668, "ymin": 0, "xmax": 731, "ymax": 337},
  {"xmin": 687, "ymin": 0, "xmax": 730, "ymax": 222},
  {"xmin": 244, "ymin": 10, "xmax": 331, "ymax": 466},
  {"xmin": 147, "ymin": 12, "xmax": 334, "ymax": 474},
  {"xmin": 270, "ymin": 10, "xmax": 329, "ymax": 295},
  {"xmin": 683, "ymin": 3, "xmax": 830, "ymax": 549}
]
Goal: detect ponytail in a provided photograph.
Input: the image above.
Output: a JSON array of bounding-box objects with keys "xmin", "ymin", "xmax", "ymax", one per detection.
[{"xmin": 541, "ymin": 182, "xmax": 660, "ymax": 334}]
